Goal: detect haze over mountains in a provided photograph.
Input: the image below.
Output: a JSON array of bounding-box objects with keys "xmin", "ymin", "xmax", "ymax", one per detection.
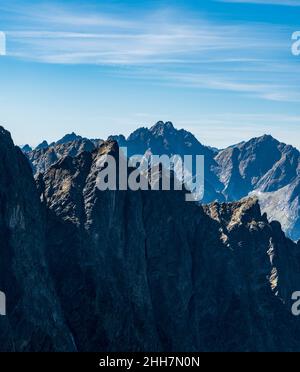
[
  {"xmin": 2, "ymin": 125, "xmax": 300, "ymax": 352},
  {"xmin": 23, "ymin": 121, "xmax": 300, "ymax": 241}
]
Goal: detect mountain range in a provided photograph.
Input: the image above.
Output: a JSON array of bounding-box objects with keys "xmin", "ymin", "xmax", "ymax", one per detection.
[
  {"xmin": 2, "ymin": 124, "xmax": 300, "ymax": 351},
  {"xmin": 23, "ymin": 121, "xmax": 300, "ymax": 241}
]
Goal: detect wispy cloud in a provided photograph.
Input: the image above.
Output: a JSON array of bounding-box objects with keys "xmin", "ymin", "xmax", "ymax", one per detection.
[
  {"xmin": 0, "ymin": 2, "xmax": 135, "ymax": 29},
  {"xmin": 2, "ymin": 3, "xmax": 288, "ymax": 64},
  {"xmin": 7, "ymin": 21, "xmax": 282, "ymax": 65},
  {"xmin": 111, "ymin": 66, "xmax": 300, "ymax": 102},
  {"xmin": 2, "ymin": 2, "xmax": 299, "ymax": 102},
  {"xmin": 180, "ymin": 113, "xmax": 300, "ymax": 149}
]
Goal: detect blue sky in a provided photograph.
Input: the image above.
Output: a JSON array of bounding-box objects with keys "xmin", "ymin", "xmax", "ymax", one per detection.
[{"xmin": 0, "ymin": 0, "xmax": 300, "ymax": 148}]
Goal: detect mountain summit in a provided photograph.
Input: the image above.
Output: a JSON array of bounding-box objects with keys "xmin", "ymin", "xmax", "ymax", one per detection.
[
  {"xmin": 110, "ymin": 121, "xmax": 224, "ymax": 202},
  {"xmin": 56, "ymin": 132, "xmax": 82, "ymax": 145},
  {"xmin": 215, "ymin": 134, "xmax": 300, "ymax": 239},
  {"xmin": 149, "ymin": 120, "xmax": 175, "ymax": 135}
]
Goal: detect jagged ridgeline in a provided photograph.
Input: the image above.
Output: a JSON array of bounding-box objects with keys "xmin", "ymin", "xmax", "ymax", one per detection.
[
  {"xmin": 23, "ymin": 122, "xmax": 300, "ymax": 241},
  {"xmin": 1, "ymin": 125, "xmax": 300, "ymax": 351}
]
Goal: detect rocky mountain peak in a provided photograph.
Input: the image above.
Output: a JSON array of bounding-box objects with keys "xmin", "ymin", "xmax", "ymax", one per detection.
[
  {"xmin": 150, "ymin": 121, "xmax": 175, "ymax": 135},
  {"xmin": 0, "ymin": 126, "xmax": 14, "ymax": 147},
  {"xmin": 257, "ymin": 134, "xmax": 277, "ymax": 143},
  {"xmin": 56, "ymin": 132, "xmax": 82, "ymax": 145},
  {"xmin": 36, "ymin": 140, "xmax": 49, "ymax": 151},
  {"xmin": 21, "ymin": 144, "xmax": 33, "ymax": 153}
]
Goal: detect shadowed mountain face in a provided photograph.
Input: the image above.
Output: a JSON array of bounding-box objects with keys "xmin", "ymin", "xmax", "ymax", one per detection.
[
  {"xmin": 21, "ymin": 144, "xmax": 32, "ymax": 153},
  {"xmin": 0, "ymin": 127, "xmax": 75, "ymax": 351},
  {"xmin": 2, "ymin": 125, "xmax": 300, "ymax": 351}
]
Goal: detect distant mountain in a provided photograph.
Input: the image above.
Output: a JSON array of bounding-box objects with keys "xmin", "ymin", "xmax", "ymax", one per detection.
[
  {"xmin": 215, "ymin": 134, "xmax": 300, "ymax": 239},
  {"xmin": 110, "ymin": 121, "xmax": 225, "ymax": 203},
  {"xmin": 111, "ymin": 121, "xmax": 214, "ymax": 158},
  {"xmin": 36, "ymin": 140, "xmax": 49, "ymax": 151},
  {"xmin": 26, "ymin": 136, "xmax": 103, "ymax": 175},
  {"xmin": 250, "ymin": 177, "xmax": 300, "ymax": 241},
  {"xmin": 215, "ymin": 135, "xmax": 299, "ymax": 197},
  {"xmin": 55, "ymin": 132, "xmax": 82, "ymax": 145},
  {"xmin": 21, "ymin": 122, "xmax": 300, "ymax": 240}
]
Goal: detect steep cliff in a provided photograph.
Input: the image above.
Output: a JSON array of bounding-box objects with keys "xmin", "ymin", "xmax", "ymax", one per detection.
[{"xmin": 0, "ymin": 127, "xmax": 75, "ymax": 351}]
